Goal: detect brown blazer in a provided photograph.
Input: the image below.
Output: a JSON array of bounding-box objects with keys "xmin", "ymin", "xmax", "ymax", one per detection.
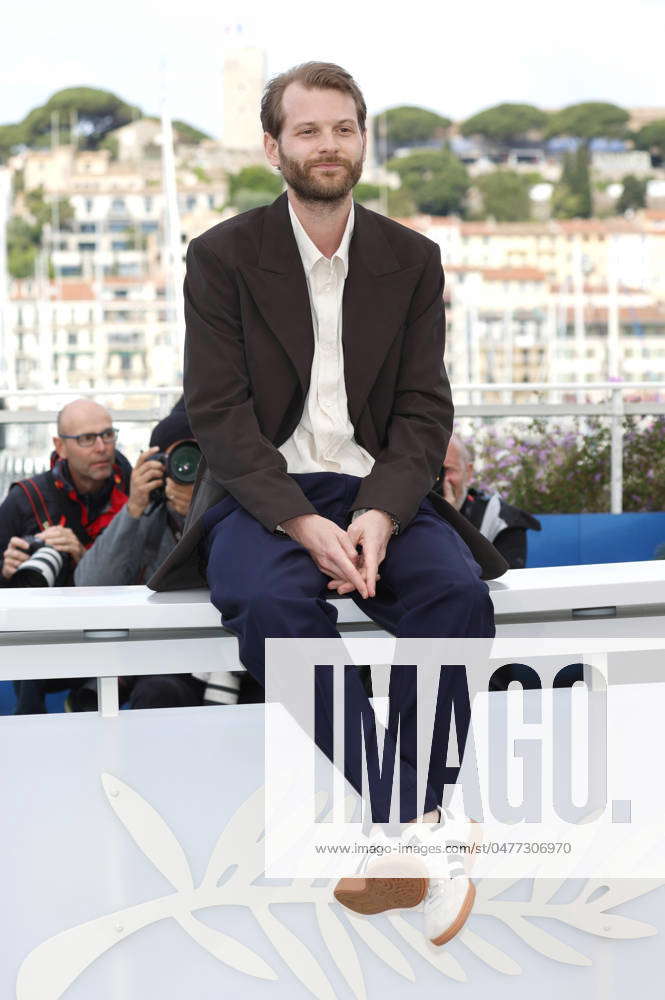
[{"xmin": 147, "ymin": 193, "xmax": 507, "ymax": 591}]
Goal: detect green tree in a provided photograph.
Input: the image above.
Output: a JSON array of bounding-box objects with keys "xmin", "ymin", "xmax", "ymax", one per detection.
[
  {"xmin": 233, "ymin": 188, "xmax": 278, "ymax": 212},
  {"xmin": 228, "ymin": 165, "xmax": 283, "ymax": 202},
  {"xmin": 546, "ymin": 102, "xmax": 629, "ymax": 141},
  {"xmin": 475, "ymin": 170, "xmax": 531, "ymax": 221},
  {"xmin": 552, "ymin": 146, "xmax": 592, "ymax": 218},
  {"xmin": 191, "ymin": 165, "xmax": 212, "ymax": 184},
  {"xmin": 172, "ymin": 120, "xmax": 211, "ymax": 144},
  {"xmin": 387, "ymin": 188, "xmax": 416, "ymax": 217},
  {"xmin": 99, "ymin": 134, "xmax": 119, "ymax": 160},
  {"xmin": 634, "ymin": 119, "xmax": 665, "ymax": 163},
  {"xmin": 7, "ymin": 217, "xmax": 40, "ymax": 278},
  {"xmin": 22, "ymin": 87, "xmax": 141, "ymax": 149},
  {"xmin": 461, "ymin": 103, "xmax": 548, "ymax": 143},
  {"xmin": 353, "ymin": 182, "xmax": 381, "ymax": 204},
  {"xmin": 387, "ymin": 149, "xmax": 469, "ymax": 216},
  {"xmin": 24, "ymin": 185, "xmax": 75, "ymax": 231},
  {"xmin": 374, "ymin": 106, "xmax": 451, "ymax": 160},
  {"xmin": 616, "ymin": 174, "xmax": 648, "ymax": 213},
  {"xmin": 0, "ymin": 123, "xmax": 25, "ymax": 162}
]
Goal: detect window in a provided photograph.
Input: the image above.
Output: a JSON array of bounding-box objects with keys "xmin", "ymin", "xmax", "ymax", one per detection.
[
  {"xmin": 144, "ymin": 197, "xmax": 153, "ymax": 212},
  {"xmin": 85, "ymin": 199, "xmax": 93, "ymax": 213},
  {"xmin": 111, "ymin": 197, "xmax": 127, "ymax": 212},
  {"xmin": 68, "ymin": 332, "xmax": 77, "ymax": 346},
  {"xmin": 79, "ymin": 222, "xmax": 96, "ymax": 233},
  {"xmin": 78, "ymin": 242, "xmax": 96, "ymax": 252}
]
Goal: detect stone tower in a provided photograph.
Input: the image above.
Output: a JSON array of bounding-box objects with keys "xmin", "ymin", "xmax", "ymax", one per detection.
[{"xmin": 223, "ymin": 42, "xmax": 266, "ymax": 151}]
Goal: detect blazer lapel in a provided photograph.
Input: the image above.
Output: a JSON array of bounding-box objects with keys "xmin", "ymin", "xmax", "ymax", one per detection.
[
  {"xmin": 239, "ymin": 192, "xmax": 314, "ymax": 397},
  {"xmin": 342, "ymin": 205, "xmax": 424, "ymax": 426}
]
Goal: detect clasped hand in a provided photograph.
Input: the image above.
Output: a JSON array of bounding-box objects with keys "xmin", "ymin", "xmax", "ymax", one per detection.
[{"xmin": 279, "ymin": 509, "xmax": 394, "ymax": 600}]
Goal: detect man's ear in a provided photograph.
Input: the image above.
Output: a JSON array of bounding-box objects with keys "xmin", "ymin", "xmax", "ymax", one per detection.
[
  {"xmin": 264, "ymin": 131, "xmax": 280, "ymax": 169},
  {"xmin": 53, "ymin": 435, "xmax": 66, "ymax": 460}
]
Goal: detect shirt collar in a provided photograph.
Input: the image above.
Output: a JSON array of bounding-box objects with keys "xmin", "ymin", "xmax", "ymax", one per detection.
[{"xmin": 288, "ymin": 199, "xmax": 354, "ymax": 278}]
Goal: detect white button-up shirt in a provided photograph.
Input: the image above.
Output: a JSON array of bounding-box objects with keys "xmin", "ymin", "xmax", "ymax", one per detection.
[{"xmin": 278, "ymin": 201, "xmax": 375, "ymax": 477}]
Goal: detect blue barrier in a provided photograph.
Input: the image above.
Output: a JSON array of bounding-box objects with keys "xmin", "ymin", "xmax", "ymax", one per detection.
[{"xmin": 527, "ymin": 512, "xmax": 665, "ymax": 567}]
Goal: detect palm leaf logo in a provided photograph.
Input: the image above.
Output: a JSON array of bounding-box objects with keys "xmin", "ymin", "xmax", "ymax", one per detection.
[{"xmin": 16, "ymin": 773, "xmax": 664, "ymax": 999}]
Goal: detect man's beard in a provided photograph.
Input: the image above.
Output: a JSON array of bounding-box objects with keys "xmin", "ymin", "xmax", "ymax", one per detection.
[{"xmin": 278, "ymin": 148, "xmax": 363, "ymax": 203}]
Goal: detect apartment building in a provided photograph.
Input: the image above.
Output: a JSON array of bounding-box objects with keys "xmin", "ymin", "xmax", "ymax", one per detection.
[{"xmin": 9, "ymin": 275, "xmax": 179, "ymax": 391}]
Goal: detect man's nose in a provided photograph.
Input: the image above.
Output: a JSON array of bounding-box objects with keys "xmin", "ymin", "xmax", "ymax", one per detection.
[
  {"xmin": 316, "ymin": 129, "xmax": 340, "ymax": 154},
  {"xmin": 92, "ymin": 434, "xmax": 108, "ymax": 453}
]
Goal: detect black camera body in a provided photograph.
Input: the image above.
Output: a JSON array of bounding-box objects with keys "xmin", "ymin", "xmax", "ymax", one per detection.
[
  {"xmin": 148, "ymin": 439, "xmax": 202, "ymax": 507},
  {"xmin": 23, "ymin": 535, "xmax": 47, "ymax": 556}
]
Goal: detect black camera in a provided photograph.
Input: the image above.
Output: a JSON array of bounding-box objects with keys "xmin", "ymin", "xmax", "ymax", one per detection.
[
  {"xmin": 148, "ymin": 439, "xmax": 202, "ymax": 507},
  {"xmin": 11, "ymin": 536, "xmax": 69, "ymax": 588}
]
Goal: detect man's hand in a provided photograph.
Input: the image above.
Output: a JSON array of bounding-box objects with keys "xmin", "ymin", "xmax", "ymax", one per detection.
[
  {"xmin": 327, "ymin": 509, "xmax": 394, "ymax": 598},
  {"xmin": 280, "ymin": 513, "xmax": 370, "ymax": 600},
  {"xmin": 165, "ymin": 477, "xmax": 193, "ymax": 518},
  {"xmin": 443, "ymin": 476, "xmax": 457, "ymax": 507},
  {"xmin": 2, "ymin": 536, "xmax": 31, "ymax": 580},
  {"xmin": 126, "ymin": 446, "xmax": 165, "ymax": 518},
  {"xmin": 35, "ymin": 525, "xmax": 86, "ymax": 565}
]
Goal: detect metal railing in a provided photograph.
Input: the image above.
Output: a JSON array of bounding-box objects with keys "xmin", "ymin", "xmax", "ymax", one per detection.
[{"xmin": 1, "ymin": 381, "xmax": 664, "ymax": 514}]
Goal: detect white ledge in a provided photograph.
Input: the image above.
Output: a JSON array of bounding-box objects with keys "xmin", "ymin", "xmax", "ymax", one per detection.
[{"xmin": 1, "ymin": 561, "xmax": 664, "ymax": 633}]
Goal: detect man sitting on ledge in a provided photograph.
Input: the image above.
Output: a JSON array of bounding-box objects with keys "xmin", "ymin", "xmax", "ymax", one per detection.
[{"xmin": 148, "ymin": 61, "xmax": 507, "ymax": 946}]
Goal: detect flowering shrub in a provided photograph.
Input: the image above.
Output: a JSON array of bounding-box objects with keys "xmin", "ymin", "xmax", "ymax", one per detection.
[{"xmin": 472, "ymin": 416, "xmax": 665, "ymax": 514}]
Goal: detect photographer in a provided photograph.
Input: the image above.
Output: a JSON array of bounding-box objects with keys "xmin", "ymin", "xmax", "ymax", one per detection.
[
  {"xmin": 75, "ymin": 403, "xmax": 237, "ymax": 710},
  {"xmin": 436, "ymin": 433, "xmax": 541, "ymax": 570},
  {"xmin": 3, "ymin": 398, "xmax": 132, "ymax": 714},
  {"xmin": 0, "ymin": 399, "xmax": 131, "ymax": 588},
  {"xmin": 74, "ymin": 403, "xmax": 197, "ymax": 587}
]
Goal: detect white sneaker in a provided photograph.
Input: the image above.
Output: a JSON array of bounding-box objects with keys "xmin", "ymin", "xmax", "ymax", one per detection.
[{"xmin": 423, "ymin": 876, "xmax": 475, "ymax": 946}]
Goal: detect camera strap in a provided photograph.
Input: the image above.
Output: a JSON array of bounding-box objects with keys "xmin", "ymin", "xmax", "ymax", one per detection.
[{"xmin": 15, "ymin": 478, "xmax": 56, "ymax": 533}]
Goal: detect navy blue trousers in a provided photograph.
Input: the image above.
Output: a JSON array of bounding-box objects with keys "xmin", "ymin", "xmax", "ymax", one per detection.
[{"xmin": 202, "ymin": 473, "xmax": 495, "ymax": 820}]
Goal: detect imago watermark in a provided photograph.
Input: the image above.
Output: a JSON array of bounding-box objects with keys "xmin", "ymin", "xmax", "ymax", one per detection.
[{"xmin": 265, "ymin": 637, "xmax": 665, "ymax": 879}]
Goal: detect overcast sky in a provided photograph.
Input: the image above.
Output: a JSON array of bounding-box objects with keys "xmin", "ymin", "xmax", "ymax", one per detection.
[{"xmin": 3, "ymin": 0, "xmax": 664, "ymax": 139}]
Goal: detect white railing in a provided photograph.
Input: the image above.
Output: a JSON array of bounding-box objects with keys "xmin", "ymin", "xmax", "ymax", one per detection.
[{"xmin": 1, "ymin": 381, "xmax": 664, "ymax": 514}]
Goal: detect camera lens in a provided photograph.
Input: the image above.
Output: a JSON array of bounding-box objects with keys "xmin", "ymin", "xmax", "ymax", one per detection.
[
  {"xmin": 11, "ymin": 545, "xmax": 68, "ymax": 588},
  {"xmin": 167, "ymin": 442, "xmax": 201, "ymax": 484}
]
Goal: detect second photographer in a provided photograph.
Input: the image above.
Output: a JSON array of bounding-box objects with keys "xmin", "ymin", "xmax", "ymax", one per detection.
[{"xmin": 74, "ymin": 403, "xmax": 199, "ymax": 586}]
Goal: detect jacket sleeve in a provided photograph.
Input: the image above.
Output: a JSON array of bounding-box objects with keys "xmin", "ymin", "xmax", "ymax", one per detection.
[
  {"xmin": 349, "ymin": 243, "xmax": 453, "ymax": 531},
  {"xmin": 183, "ymin": 236, "xmax": 317, "ymax": 531},
  {"xmin": 0, "ymin": 486, "xmax": 34, "ymax": 589},
  {"xmin": 492, "ymin": 527, "xmax": 528, "ymax": 570},
  {"xmin": 74, "ymin": 505, "xmax": 152, "ymax": 586}
]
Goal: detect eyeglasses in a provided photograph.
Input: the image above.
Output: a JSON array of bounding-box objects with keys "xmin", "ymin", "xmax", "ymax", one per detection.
[{"xmin": 59, "ymin": 428, "xmax": 119, "ymax": 448}]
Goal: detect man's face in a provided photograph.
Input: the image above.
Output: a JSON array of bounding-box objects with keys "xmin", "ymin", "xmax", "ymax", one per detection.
[
  {"xmin": 264, "ymin": 82, "xmax": 365, "ymax": 203},
  {"xmin": 54, "ymin": 404, "xmax": 116, "ymax": 487},
  {"xmin": 442, "ymin": 438, "xmax": 474, "ymax": 511}
]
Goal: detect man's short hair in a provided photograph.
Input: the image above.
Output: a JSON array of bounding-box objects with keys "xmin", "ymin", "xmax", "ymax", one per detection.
[{"xmin": 260, "ymin": 61, "xmax": 367, "ymax": 139}]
